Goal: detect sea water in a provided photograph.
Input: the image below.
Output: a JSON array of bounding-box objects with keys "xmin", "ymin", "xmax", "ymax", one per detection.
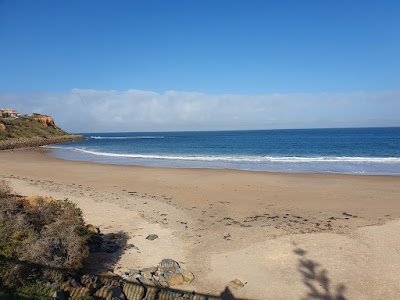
[{"xmin": 46, "ymin": 127, "xmax": 400, "ymax": 175}]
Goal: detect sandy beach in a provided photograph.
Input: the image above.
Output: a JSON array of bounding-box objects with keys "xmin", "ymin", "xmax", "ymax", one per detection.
[{"xmin": 1, "ymin": 149, "xmax": 400, "ymax": 299}]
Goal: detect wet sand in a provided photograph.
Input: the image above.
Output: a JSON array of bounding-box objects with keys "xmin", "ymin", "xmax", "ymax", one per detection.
[{"xmin": 1, "ymin": 149, "xmax": 400, "ymax": 299}]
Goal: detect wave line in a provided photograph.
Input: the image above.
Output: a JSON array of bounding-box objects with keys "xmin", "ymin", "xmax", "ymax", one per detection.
[{"xmin": 44, "ymin": 147, "xmax": 400, "ymax": 163}]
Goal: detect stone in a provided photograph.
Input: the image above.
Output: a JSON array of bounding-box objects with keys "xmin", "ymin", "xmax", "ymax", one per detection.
[
  {"xmin": 158, "ymin": 290, "xmax": 192, "ymax": 299},
  {"xmin": 94, "ymin": 286, "xmax": 125, "ymax": 300},
  {"xmin": 138, "ymin": 277, "xmax": 156, "ymax": 287},
  {"xmin": 192, "ymin": 295, "xmax": 208, "ymax": 300},
  {"xmin": 86, "ymin": 224, "xmax": 100, "ymax": 234},
  {"xmin": 127, "ymin": 269, "xmax": 140, "ymax": 276},
  {"xmin": 125, "ymin": 277, "xmax": 140, "ymax": 283},
  {"xmin": 139, "ymin": 279, "xmax": 159, "ymax": 300},
  {"xmin": 141, "ymin": 267, "xmax": 158, "ymax": 273},
  {"xmin": 228, "ymin": 278, "xmax": 245, "ymax": 290},
  {"xmin": 182, "ymin": 270, "xmax": 195, "ymax": 284},
  {"xmin": 157, "ymin": 277, "xmax": 170, "ymax": 288},
  {"xmin": 123, "ymin": 280, "xmax": 145, "ymax": 300},
  {"xmin": 60, "ymin": 282, "xmax": 71, "ymax": 292},
  {"xmin": 0, "ymin": 135, "xmax": 85, "ymax": 151},
  {"xmin": 158, "ymin": 259, "xmax": 180, "ymax": 271},
  {"xmin": 146, "ymin": 234, "xmax": 158, "ymax": 240},
  {"xmin": 0, "ymin": 123, "xmax": 6, "ymax": 131},
  {"xmin": 141, "ymin": 271, "xmax": 153, "ymax": 280},
  {"xmin": 69, "ymin": 287, "xmax": 90, "ymax": 298},
  {"xmin": 230, "ymin": 278, "xmax": 244, "ymax": 287},
  {"xmin": 165, "ymin": 273, "xmax": 184, "ymax": 286},
  {"xmin": 81, "ymin": 274, "xmax": 98, "ymax": 287}
]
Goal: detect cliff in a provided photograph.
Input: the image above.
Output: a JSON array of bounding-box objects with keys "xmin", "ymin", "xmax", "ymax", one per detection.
[
  {"xmin": 0, "ymin": 114, "xmax": 85, "ymax": 149},
  {"xmin": 32, "ymin": 115, "xmax": 57, "ymax": 128}
]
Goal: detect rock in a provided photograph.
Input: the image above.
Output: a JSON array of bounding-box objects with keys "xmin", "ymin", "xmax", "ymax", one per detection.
[
  {"xmin": 81, "ymin": 274, "xmax": 95, "ymax": 284},
  {"xmin": 125, "ymin": 277, "xmax": 140, "ymax": 284},
  {"xmin": 60, "ymin": 277, "xmax": 80, "ymax": 292},
  {"xmin": 60, "ymin": 282, "xmax": 71, "ymax": 292},
  {"xmin": 123, "ymin": 280, "xmax": 145, "ymax": 300},
  {"xmin": 165, "ymin": 273, "xmax": 184, "ymax": 286},
  {"xmin": 0, "ymin": 135, "xmax": 85, "ymax": 151},
  {"xmin": 141, "ymin": 267, "xmax": 158, "ymax": 273},
  {"xmin": 33, "ymin": 115, "xmax": 57, "ymax": 128},
  {"xmin": 0, "ymin": 123, "xmax": 6, "ymax": 131},
  {"xmin": 127, "ymin": 269, "xmax": 140, "ymax": 276},
  {"xmin": 192, "ymin": 295, "xmax": 208, "ymax": 300},
  {"xmin": 69, "ymin": 287, "xmax": 90, "ymax": 297},
  {"xmin": 158, "ymin": 290, "xmax": 192, "ymax": 299},
  {"xmin": 86, "ymin": 224, "xmax": 100, "ymax": 234},
  {"xmin": 138, "ymin": 277, "xmax": 156, "ymax": 287},
  {"xmin": 228, "ymin": 278, "xmax": 245, "ymax": 290},
  {"xmin": 143, "ymin": 287, "xmax": 159, "ymax": 300},
  {"xmin": 230, "ymin": 278, "xmax": 244, "ymax": 287},
  {"xmin": 182, "ymin": 270, "xmax": 195, "ymax": 284},
  {"xmin": 157, "ymin": 259, "xmax": 180, "ymax": 272},
  {"xmin": 157, "ymin": 277, "xmax": 170, "ymax": 288},
  {"xmin": 98, "ymin": 277, "xmax": 121, "ymax": 287},
  {"xmin": 138, "ymin": 278, "xmax": 159, "ymax": 299},
  {"xmin": 141, "ymin": 271, "xmax": 153, "ymax": 280},
  {"xmin": 146, "ymin": 234, "xmax": 158, "ymax": 241},
  {"xmin": 94, "ymin": 286, "xmax": 125, "ymax": 300}
]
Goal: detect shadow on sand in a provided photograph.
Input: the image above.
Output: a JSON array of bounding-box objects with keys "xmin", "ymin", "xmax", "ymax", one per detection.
[
  {"xmin": 83, "ymin": 230, "xmax": 129, "ymax": 274},
  {"xmin": 293, "ymin": 247, "xmax": 347, "ymax": 300}
]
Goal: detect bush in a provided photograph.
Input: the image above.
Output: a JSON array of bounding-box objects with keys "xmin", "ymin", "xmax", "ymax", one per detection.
[
  {"xmin": 15, "ymin": 281, "xmax": 52, "ymax": 299},
  {"xmin": 0, "ymin": 179, "xmax": 11, "ymax": 198},
  {"xmin": 0, "ymin": 180, "xmax": 92, "ymax": 290}
]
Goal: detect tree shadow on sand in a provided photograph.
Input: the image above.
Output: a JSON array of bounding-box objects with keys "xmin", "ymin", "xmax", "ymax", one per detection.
[
  {"xmin": 293, "ymin": 247, "xmax": 347, "ymax": 300},
  {"xmin": 83, "ymin": 230, "xmax": 129, "ymax": 274}
]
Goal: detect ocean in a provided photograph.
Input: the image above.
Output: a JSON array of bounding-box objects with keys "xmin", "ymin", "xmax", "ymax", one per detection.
[{"xmin": 46, "ymin": 127, "xmax": 400, "ymax": 175}]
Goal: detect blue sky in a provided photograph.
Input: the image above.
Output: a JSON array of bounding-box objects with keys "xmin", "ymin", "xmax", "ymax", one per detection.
[{"xmin": 0, "ymin": 0, "xmax": 399, "ymax": 132}]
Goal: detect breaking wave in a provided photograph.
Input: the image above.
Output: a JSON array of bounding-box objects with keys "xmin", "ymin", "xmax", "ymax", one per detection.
[
  {"xmin": 45, "ymin": 147, "xmax": 400, "ymax": 163},
  {"xmin": 90, "ymin": 136, "xmax": 164, "ymax": 140}
]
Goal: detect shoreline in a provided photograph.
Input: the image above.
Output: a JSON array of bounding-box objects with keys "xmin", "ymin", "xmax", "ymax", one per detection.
[
  {"xmin": 43, "ymin": 146, "xmax": 400, "ymax": 177},
  {"xmin": 1, "ymin": 149, "xmax": 400, "ymax": 299}
]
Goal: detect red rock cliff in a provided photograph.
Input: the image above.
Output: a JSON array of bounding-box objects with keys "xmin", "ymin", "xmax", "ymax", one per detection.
[{"xmin": 34, "ymin": 116, "xmax": 58, "ymax": 128}]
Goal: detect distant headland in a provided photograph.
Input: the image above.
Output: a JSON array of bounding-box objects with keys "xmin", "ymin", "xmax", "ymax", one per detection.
[{"xmin": 0, "ymin": 108, "xmax": 85, "ymax": 150}]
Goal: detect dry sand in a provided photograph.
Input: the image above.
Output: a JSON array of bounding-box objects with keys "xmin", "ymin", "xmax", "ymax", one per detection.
[{"xmin": 1, "ymin": 149, "xmax": 400, "ymax": 299}]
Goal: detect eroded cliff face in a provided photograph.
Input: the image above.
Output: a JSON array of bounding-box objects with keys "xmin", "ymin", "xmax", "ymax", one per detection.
[
  {"xmin": 0, "ymin": 123, "xmax": 6, "ymax": 131},
  {"xmin": 34, "ymin": 116, "xmax": 58, "ymax": 128}
]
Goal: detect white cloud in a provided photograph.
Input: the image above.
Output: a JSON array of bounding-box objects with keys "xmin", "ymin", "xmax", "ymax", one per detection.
[{"xmin": 1, "ymin": 89, "xmax": 399, "ymax": 133}]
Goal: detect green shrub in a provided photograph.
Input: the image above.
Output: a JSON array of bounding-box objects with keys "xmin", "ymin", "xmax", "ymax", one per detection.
[
  {"xmin": 0, "ymin": 180, "xmax": 92, "ymax": 290},
  {"xmin": 15, "ymin": 281, "xmax": 53, "ymax": 299}
]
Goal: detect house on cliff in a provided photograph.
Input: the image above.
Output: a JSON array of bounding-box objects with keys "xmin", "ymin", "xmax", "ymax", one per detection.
[{"xmin": 0, "ymin": 108, "xmax": 21, "ymax": 118}]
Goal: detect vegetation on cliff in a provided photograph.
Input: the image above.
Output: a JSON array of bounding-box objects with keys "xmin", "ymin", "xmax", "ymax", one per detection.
[{"xmin": 0, "ymin": 114, "xmax": 68, "ymax": 140}]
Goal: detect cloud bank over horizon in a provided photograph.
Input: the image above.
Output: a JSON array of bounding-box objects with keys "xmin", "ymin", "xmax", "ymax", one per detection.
[{"xmin": 1, "ymin": 89, "xmax": 399, "ymax": 133}]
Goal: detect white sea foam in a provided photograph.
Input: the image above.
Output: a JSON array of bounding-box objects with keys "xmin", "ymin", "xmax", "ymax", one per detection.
[
  {"xmin": 45, "ymin": 146, "xmax": 400, "ymax": 163},
  {"xmin": 90, "ymin": 136, "xmax": 164, "ymax": 139}
]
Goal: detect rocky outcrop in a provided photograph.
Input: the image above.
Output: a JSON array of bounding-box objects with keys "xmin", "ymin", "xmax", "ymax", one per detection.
[
  {"xmin": 0, "ymin": 135, "xmax": 85, "ymax": 150},
  {"xmin": 0, "ymin": 123, "xmax": 6, "ymax": 131},
  {"xmin": 46, "ymin": 259, "xmax": 234, "ymax": 300},
  {"xmin": 33, "ymin": 115, "xmax": 57, "ymax": 128},
  {"xmin": 124, "ymin": 259, "xmax": 195, "ymax": 289}
]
